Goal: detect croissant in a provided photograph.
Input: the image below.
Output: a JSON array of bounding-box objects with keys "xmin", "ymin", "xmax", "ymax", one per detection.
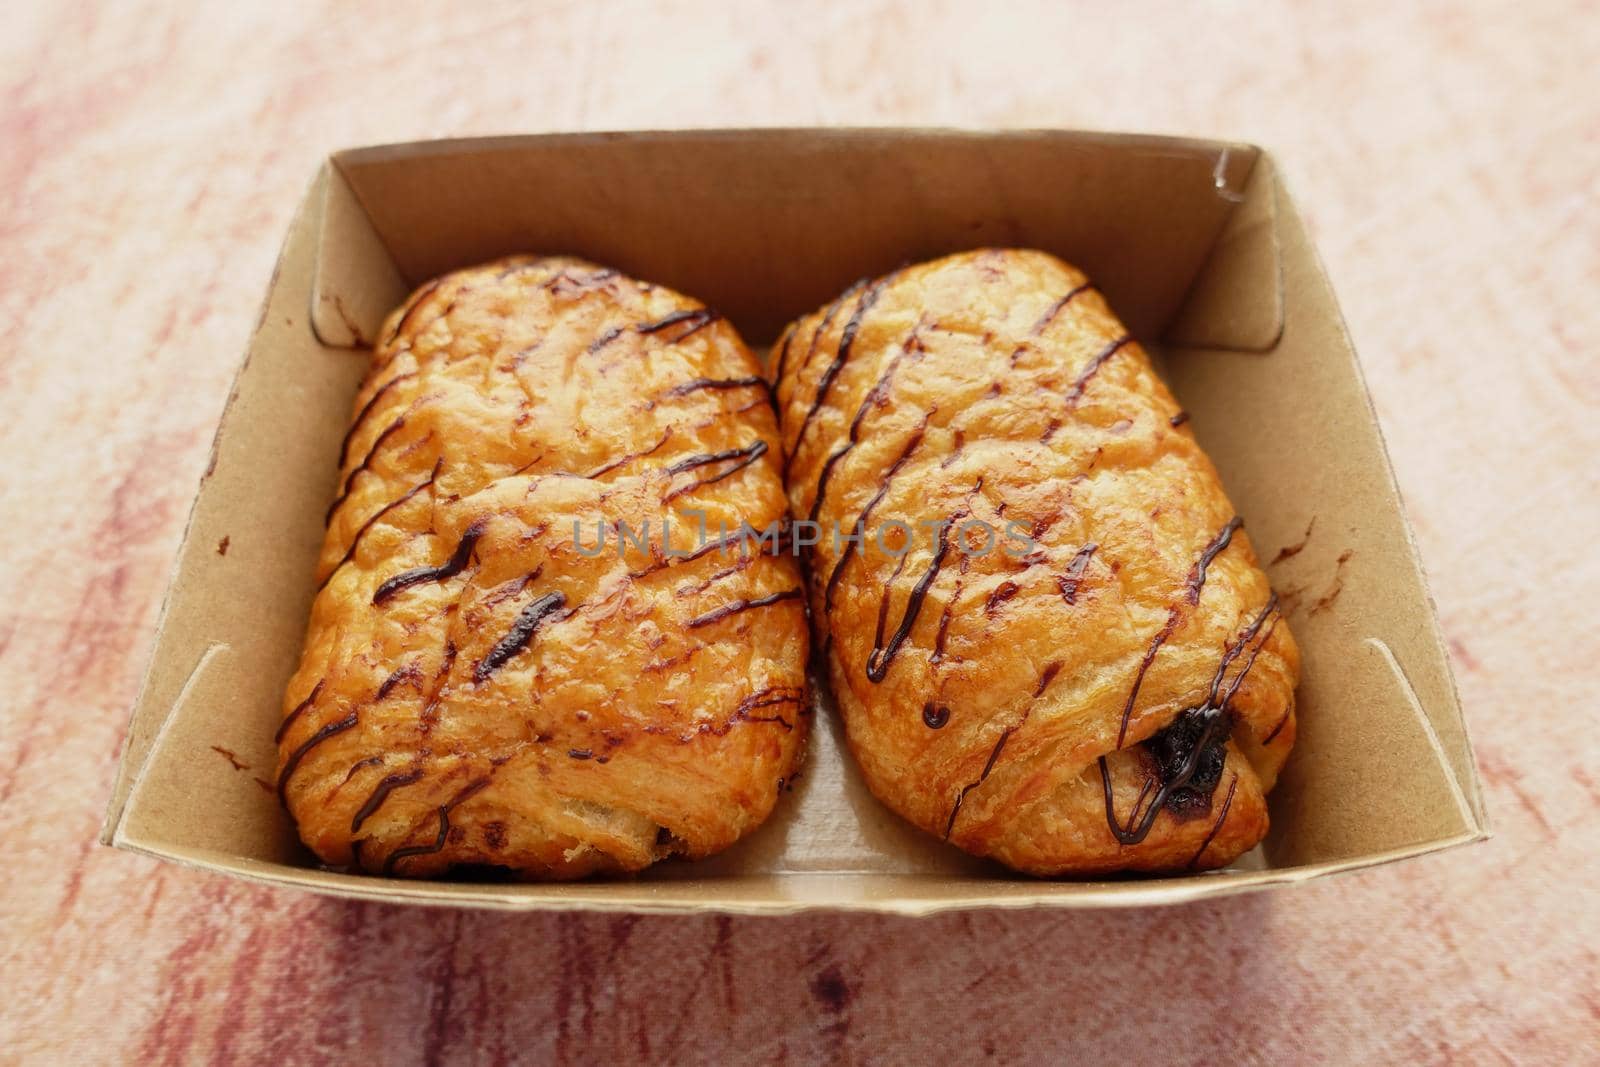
[
  {"xmin": 772, "ymin": 249, "xmax": 1299, "ymax": 875},
  {"xmin": 277, "ymin": 255, "xmax": 809, "ymax": 879}
]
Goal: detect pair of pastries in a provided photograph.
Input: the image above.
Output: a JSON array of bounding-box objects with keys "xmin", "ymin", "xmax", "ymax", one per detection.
[{"xmin": 277, "ymin": 249, "xmax": 1299, "ymax": 879}]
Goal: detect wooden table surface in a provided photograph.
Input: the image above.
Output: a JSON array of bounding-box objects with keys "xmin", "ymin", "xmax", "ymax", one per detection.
[{"xmin": 3, "ymin": 2, "xmax": 1595, "ymax": 1063}]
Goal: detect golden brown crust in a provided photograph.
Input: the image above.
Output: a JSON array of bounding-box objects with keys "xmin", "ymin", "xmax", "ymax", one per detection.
[
  {"xmin": 278, "ymin": 256, "xmax": 808, "ymax": 880},
  {"xmin": 773, "ymin": 249, "xmax": 1299, "ymax": 875}
]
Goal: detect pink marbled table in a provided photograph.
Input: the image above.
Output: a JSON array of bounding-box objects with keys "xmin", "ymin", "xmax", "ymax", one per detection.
[{"xmin": 3, "ymin": 2, "xmax": 1596, "ymax": 1062}]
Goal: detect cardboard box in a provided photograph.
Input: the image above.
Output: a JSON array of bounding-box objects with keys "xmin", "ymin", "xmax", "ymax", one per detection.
[{"xmin": 100, "ymin": 129, "xmax": 1486, "ymax": 914}]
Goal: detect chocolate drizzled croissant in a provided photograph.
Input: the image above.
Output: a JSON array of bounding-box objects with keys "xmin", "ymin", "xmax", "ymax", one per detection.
[
  {"xmin": 773, "ymin": 249, "xmax": 1299, "ymax": 874},
  {"xmin": 278, "ymin": 256, "xmax": 808, "ymax": 879}
]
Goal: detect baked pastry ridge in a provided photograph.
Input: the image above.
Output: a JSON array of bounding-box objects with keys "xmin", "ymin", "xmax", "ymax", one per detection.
[
  {"xmin": 277, "ymin": 256, "xmax": 809, "ymax": 879},
  {"xmin": 772, "ymin": 248, "xmax": 1299, "ymax": 875}
]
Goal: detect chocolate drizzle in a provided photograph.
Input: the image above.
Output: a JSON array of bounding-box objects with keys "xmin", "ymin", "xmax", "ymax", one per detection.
[
  {"xmin": 807, "ymin": 325, "xmax": 924, "ymax": 523},
  {"xmin": 786, "ymin": 276, "xmax": 892, "ymax": 477},
  {"xmin": 636, "ymin": 307, "xmax": 720, "ymax": 341},
  {"xmin": 326, "ymin": 416, "xmax": 408, "ymax": 525},
  {"xmin": 275, "ymin": 681, "xmax": 324, "ymax": 744},
  {"xmin": 1056, "ymin": 543, "xmax": 1099, "ymax": 605},
  {"xmin": 474, "ymin": 591, "xmax": 568, "ymax": 682},
  {"xmin": 1062, "ymin": 335, "xmax": 1133, "ymax": 406},
  {"xmin": 941, "ymin": 429, "xmax": 966, "ymax": 469},
  {"xmin": 586, "ymin": 325, "xmax": 625, "ymax": 354},
  {"xmin": 690, "ymin": 524, "xmax": 783, "ymax": 565},
  {"xmin": 277, "ymin": 710, "xmax": 358, "ymax": 803},
  {"xmin": 662, "ymin": 440, "xmax": 769, "ymax": 502},
  {"xmin": 541, "ymin": 267, "xmax": 617, "ymax": 292},
  {"xmin": 372, "ymin": 519, "xmax": 487, "ymax": 605},
  {"xmin": 627, "ymin": 521, "xmax": 784, "ymax": 580},
  {"xmin": 1169, "ymin": 411, "xmax": 1191, "ymax": 428},
  {"xmin": 319, "ymin": 460, "xmax": 441, "ymax": 591},
  {"xmin": 941, "ymin": 659, "xmax": 1065, "ymax": 836},
  {"xmin": 674, "ymin": 554, "xmax": 754, "ymax": 598},
  {"xmin": 1188, "ymin": 774, "xmax": 1239, "ymax": 868},
  {"xmin": 1011, "ymin": 283, "xmax": 1097, "ymax": 367},
  {"xmin": 376, "ymin": 661, "xmax": 423, "ymax": 701},
  {"xmin": 378, "ymin": 776, "xmax": 493, "ymax": 875},
  {"xmin": 1187, "ymin": 517, "xmax": 1244, "ymax": 604},
  {"xmin": 1263, "ymin": 703, "xmax": 1293, "ymax": 745},
  {"xmin": 739, "ymin": 684, "xmax": 812, "ymax": 716},
  {"xmin": 1030, "ymin": 283, "xmax": 1096, "ymax": 336},
  {"xmin": 1115, "ymin": 516, "xmax": 1245, "ymax": 747},
  {"xmin": 585, "ymin": 430, "xmax": 672, "ymax": 479},
  {"xmin": 922, "ymin": 702, "xmax": 950, "ymax": 729},
  {"xmin": 808, "ymin": 447, "xmax": 852, "ymax": 524},
  {"xmin": 384, "ymin": 278, "xmax": 444, "ymax": 346},
  {"xmin": 734, "ymin": 686, "xmax": 806, "ymax": 721},
  {"xmin": 983, "ymin": 581, "xmax": 1020, "ymax": 615},
  {"xmin": 341, "ymin": 755, "xmax": 383, "ymax": 784},
  {"xmin": 350, "ymin": 769, "xmax": 423, "ymax": 832},
  {"xmin": 944, "ymin": 729, "xmax": 1015, "ymax": 838},
  {"xmin": 1215, "ymin": 596, "xmax": 1280, "ymax": 707},
  {"xmin": 418, "ymin": 640, "xmax": 458, "ymax": 735},
  {"xmin": 866, "ymin": 514, "xmax": 960, "ymax": 683},
  {"xmin": 381, "ymin": 805, "xmax": 451, "ymax": 873},
  {"xmin": 931, "ymin": 568, "xmax": 962, "ymax": 664},
  {"xmin": 823, "ymin": 425, "xmax": 926, "ymax": 613},
  {"xmin": 1116, "ymin": 608, "xmax": 1183, "ymax": 749},
  {"xmin": 1034, "ymin": 661, "xmax": 1064, "ymax": 696},
  {"xmin": 661, "ymin": 376, "xmax": 768, "ymax": 400},
  {"xmin": 337, "ymin": 373, "xmax": 416, "ymax": 468},
  {"xmin": 1270, "ymin": 518, "xmax": 1316, "ymax": 564},
  {"xmin": 785, "ymin": 281, "xmax": 865, "ymax": 409},
  {"xmin": 687, "ymin": 588, "xmax": 804, "ymax": 629},
  {"xmin": 1187, "ymin": 593, "xmax": 1275, "ymax": 696},
  {"xmin": 645, "ymin": 686, "xmax": 805, "ymax": 741},
  {"xmin": 769, "ymin": 324, "xmax": 798, "ymax": 400},
  {"xmin": 1036, "ymin": 334, "xmax": 1134, "ymax": 442}
]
